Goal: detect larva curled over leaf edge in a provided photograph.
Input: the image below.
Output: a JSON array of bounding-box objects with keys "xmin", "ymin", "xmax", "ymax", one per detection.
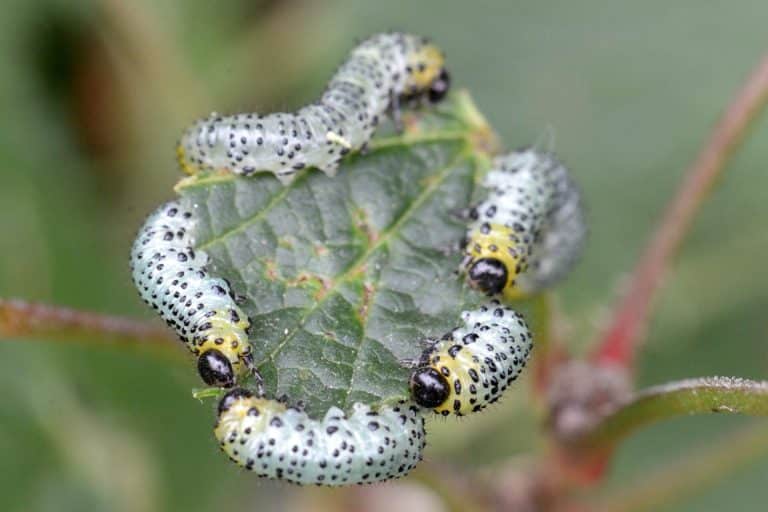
[
  {"xmin": 177, "ymin": 32, "xmax": 451, "ymax": 184},
  {"xmin": 130, "ymin": 200, "xmax": 253, "ymax": 387},
  {"xmin": 215, "ymin": 388, "xmax": 426, "ymax": 486}
]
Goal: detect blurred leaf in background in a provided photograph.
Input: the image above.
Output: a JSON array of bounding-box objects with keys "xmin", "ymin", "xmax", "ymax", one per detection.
[{"xmin": 1, "ymin": 1, "xmax": 767, "ymax": 510}]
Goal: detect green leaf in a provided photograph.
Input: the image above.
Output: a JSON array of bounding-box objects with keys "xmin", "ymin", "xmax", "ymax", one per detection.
[{"xmin": 175, "ymin": 92, "xmax": 495, "ymax": 417}]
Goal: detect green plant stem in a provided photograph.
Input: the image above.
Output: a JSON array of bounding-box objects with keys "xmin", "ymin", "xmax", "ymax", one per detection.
[
  {"xmin": 0, "ymin": 298, "xmax": 180, "ymax": 355},
  {"xmin": 575, "ymin": 377, "xmax": 768, "ymax": 452},
  {"xmin": 593, "ymin": 52, "xmax": 768, "ymax": 368}
]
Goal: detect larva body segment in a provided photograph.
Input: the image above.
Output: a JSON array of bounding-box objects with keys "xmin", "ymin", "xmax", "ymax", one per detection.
[
  {"xmin": 409, "ymin": 301, "xmax": 533, "ymax": 416},
  {"xmin": 130, "ymin": 201, "xmax": 252, "ymax": 387},
  {"xmin": 215, "ymin": 389, "xmax": 426, "ymax": 486},
  {"xmin": 177, "ymin": 32, "xmax": 450, "ymax": 184},
  {"xmin": 462, "ymin": 149, "xmax": 586, "ymax": 300}
]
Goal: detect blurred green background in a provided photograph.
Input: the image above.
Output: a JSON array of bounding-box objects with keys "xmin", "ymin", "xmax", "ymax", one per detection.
[{"xmin": 1, "ymin": 1, "xmax": 767, "ymax": 510}]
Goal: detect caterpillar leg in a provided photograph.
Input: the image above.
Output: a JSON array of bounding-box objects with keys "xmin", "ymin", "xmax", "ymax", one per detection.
[
  {"xmin": 317, "ymin": 160, "xmax": 340, "ymax": 178},
  {"xmin": 275, "ymin": 171, "xmax": 299, "ymax": 186},
  {"xmin": 449, "ymin": 206, "xmax": 477, "ymax": 221},
  {"xmin": 399, "ymin": 357, "xmax": 422, "ymax": 369},
  {"xmin": 438, "ymin": 238, "xmax": 465, "ymax": 257},
  {"xmin": 247, "ymin": 359, "xmax": 265, "ymax": 396}
]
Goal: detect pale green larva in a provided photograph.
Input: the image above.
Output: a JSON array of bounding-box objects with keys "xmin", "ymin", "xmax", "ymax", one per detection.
[
  {"xmin": 409, "ymin": 300, "xmax": 533, "ymax": 416},
  {"xmin": 462, "ymin": 149, "xmax": 586, "ymax": 300},
  {"xmin": 215, "ymin": 388, "xmax": 426, "ymax": 486},
  {"xmin": 130, "ymin": 200, "xmax": 252, "ymax": 387},
  {"xmin": 177, "ymin": 32, "xmax": 450, "ymax": 184},
  {"xmin": 131, "ymin": 204, "xmax": 428, "ymax": 486}
]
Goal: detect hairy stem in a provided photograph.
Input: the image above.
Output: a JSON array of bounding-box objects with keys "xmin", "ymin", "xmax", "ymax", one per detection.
[
  {"xmin": 0, "ymin": 298, "xmax": 179, "ymax": 354},
  {"xmin": 593, "ymin": 52, "xmax": 768, "ymax": 367},
  {"xmin": 574, "ymin": 377, "xmax": 768, "ymax": 452}
]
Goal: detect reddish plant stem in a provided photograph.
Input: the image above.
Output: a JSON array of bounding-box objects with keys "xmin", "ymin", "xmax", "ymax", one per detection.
[
  {"xmin": 593, "ymin": 52, "xmax": 768, "ymax": 368},
  {"xmin": 0, "ymin": 298, "xmax": 179, "ymax": 354},
  {"xmin": 531, "ymin": 293, "xmax": 556, "ymax": 396}
]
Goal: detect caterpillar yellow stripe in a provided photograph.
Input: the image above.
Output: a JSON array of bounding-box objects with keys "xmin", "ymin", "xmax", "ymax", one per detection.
[
  {"xmin": 462, "ymin": 148, "xmax": 586, "ymax": 300},
  {"xmin": 130, "ymin": 200, "xmax": 252, "ymax": 387},
  {"xmin": 409, "ymin": 301, "xmax": 533, "ymax": 416}
]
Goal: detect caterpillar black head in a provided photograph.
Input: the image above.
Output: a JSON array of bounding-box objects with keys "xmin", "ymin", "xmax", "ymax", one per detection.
[
  {"xmin": 428, "ymin": 68, "xmax": 451, "ymax": 103},
  {"xmin": 194, "ymin": 308, "xmax": 253, "ymax": 387},
  {"xmin": 467, "ymin": 258, "xmax": 508, "ymax": 296},
  {"xmin": 401, "ymin": 39, "xmax": 449, "ymax": 105},
  {"xmin": 198, "ymin": 349, "xmax": 236, "ymax": 388},
  {"xmin": 409, "ymin": 302, "xmax": 534, "ymax": 417},
  {"xmin": 218, "ymin": 387, "xmax": 254, "ymax": 414},
  {"xmin": 409, "ymin": 367, "xmax": 450, "ymax": 409}
]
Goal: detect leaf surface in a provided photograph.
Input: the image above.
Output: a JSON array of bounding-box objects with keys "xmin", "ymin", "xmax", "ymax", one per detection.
[{"xmin": 177, "ymin": 92, "xmax": 493, "ymax": 416}]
